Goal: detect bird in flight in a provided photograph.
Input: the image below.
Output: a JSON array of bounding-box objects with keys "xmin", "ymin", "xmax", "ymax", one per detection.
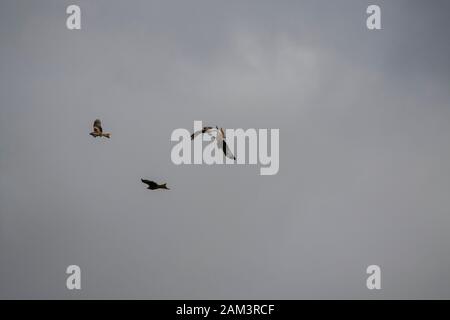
[
  {"xmin": 191, "ymin": 126, "xmax": 236, "ymax": 160},
  {"xmin": 141, "ymin": 179, "xmax": 170, "ymax": 190},
  {"xmin": 90, "ymin": 119, "xmax": 111, "ymax": 138}
]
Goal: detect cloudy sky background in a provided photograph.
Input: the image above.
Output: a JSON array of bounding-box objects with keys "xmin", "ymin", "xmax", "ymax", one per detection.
[{"xmin": 1, "ymin": 0, "xmax": 450, "ymax": 298}]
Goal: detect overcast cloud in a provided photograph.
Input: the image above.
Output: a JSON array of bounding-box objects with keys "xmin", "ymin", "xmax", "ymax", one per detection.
[{"xmin": 1, "ymin": 0, "xmax": 450, "ymax": 299}]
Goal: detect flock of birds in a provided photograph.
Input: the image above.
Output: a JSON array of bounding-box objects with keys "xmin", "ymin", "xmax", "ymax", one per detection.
[{"xmin": 89, "ymin": 119, "xmax": 237, "ymax": 191}]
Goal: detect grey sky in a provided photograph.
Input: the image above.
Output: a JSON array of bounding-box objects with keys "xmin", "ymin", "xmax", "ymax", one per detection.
[{"xmin": 1, "ymin": 0, "xmax": 450, "ymax": 299}]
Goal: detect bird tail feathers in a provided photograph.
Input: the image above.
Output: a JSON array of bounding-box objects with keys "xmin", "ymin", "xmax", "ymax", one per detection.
[
  {"xmin": 103, "ymin": 133, "xmax": 111, "ymax": 138},
  {"xmin": 161, "ymin": 183, "xmax": 169, "ymax": 190}
]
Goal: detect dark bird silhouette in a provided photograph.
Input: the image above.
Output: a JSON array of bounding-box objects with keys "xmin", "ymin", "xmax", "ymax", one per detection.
[
  {"xmin": 141, "ymin": 179, "xmax": 170, "ymax": 190},
  {"xmin": 90, "ymin": 119, "xmax": 111, "ymax": 138}
]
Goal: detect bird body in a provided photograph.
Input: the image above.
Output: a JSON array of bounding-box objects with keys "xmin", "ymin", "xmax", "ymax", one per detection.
[
  {"xmin": 90, "ymin": 119, "xmax": 111, "ymax": 138},
  {"xmin": 141, "ymin": 179, "xmax": 170, "ymax": 190}
]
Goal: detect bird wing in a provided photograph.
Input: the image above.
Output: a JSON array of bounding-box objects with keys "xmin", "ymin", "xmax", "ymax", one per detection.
[
  {"xmin": 191, "ymin": 127, "xmax": 216, "ymax": 140},
  {"xmin": 220, "ymin": 139, "xmax": 236, "ymax": 160},
  {"xmin": 93, "ymin": 119, "xmax": 103, "ymax": 133}
]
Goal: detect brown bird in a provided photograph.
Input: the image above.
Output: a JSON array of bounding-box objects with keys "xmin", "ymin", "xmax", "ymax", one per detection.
[
  {"xmin": 141, "ymin": 179, "xmax": 170, "ymax": 190},
  {"xmin": 90, "ymin": 119, "xmax": 111, "ymax": 138}
]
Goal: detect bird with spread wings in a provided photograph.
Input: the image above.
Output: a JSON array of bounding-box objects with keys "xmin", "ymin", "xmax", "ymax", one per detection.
[
  {"xmin": 141, "ymin": 179, "xmax": 170, "ymax": 190},
  {"xmin": 191, "ymin": 126, "xmax": 236, "ymax": 160},
  {"xmin": 90, "ymin": 119, "xmax": 111, "ymax": 138}
]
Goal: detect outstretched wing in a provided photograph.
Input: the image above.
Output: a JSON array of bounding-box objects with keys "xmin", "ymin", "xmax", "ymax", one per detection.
[
  {"xmin": 191, "ymin": 127, "xmax": 216, "ymax": 140},
  {"xmin": 221, "ymin": 140, "xmax": 236, "ymax": 160},
  {"xmin": 93, "ymin": 119, "xmax": 103, "ymax": 133}
]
